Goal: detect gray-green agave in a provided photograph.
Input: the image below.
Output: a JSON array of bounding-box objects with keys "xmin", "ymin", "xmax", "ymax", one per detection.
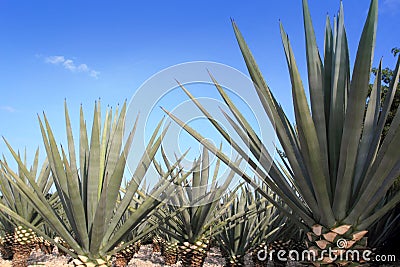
[
  {"xmin": 0, "ymin": 101, "xmax": 178, "ymax": 266},
  {"xmin": 0, "ymin": 149, "xmax": 53, "ymax": 266},
  {"xmin": 216, "ymin": 186, "xmax": 284, "ymax": 267},
  {"xmin": 163, "ymin": 0, "xmax": 400, "ymax": 265},
  {"xmin": 154, "ymin": 146, "xmax": 240, "ymax": 267}
]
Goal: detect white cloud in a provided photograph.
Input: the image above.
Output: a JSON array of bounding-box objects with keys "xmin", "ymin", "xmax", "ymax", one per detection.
[
  {"xmin": 44, "ymin": 55, "xmax": 99, "ymax": 79},
  {"xmin": 46, "ymin": 56, "xmax": 65, "ymax": 64},
  {"xmin": 382, "ymin": 0, "xmax": 400, "ymax": 14},
  {"xmin": 89, "ymin": 70, "xmax": 100, "ymax": 79},
  {"xmin": 0, "ymin": 106, "xmax": 17, "ymax": 113},
  {"xmin": 77, "ymin": 64, "xmax": 88, "ymax": 72},
  {"xmin": 63, "ymin": 59, "xmax": 75, "ymax": 71}
]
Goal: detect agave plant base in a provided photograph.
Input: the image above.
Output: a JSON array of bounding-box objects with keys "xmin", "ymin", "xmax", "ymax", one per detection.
[
  {"xmin": 179, "ymin": 241, "xmax": 209, "ymax": 267},
  {"xmin": 11, "ymin": 244, "xmax": 33, "ymax": 267},
  {"xmin": 306, "ymin": 224, "xmax": 370, "ymax": 266},
  {"xmin": 219, "ymin": 247, "xmax": 245, "ymax": 267},
  {"xmin": 114, "ymin": 241, "xmax": 141, "ymax": 267},
  {"xmin": 71, "ymin": 255, "xmax": 112, "ymax": 267},
  {"xmin": 55, "ymin": 237, "xmax": 75, "ymax": 256},
  {"xmin": 113, "ymin": 254, "xmax": 130, "ymax": 267},
  {"xmin": 162, "ymin": 241, "xmax": 178, "ymax": 265},
  {"xmin": 0, "ymin": 232, "xmax": 14, "ymax": 260},
  {"xmin": 152, "ymin": 236, "xmax": 163, "ymax": 253},
  {"xmin": 12, "ymin": 226, "xmax": 36, "ymax": 267},
  {"xmin": 36, "ymin": 236, "xmax": 54, "ymax": 254},
  {"xmin": 223, "ymin": 255, "xmax": 245, "ymax": 267},
  {"xmin": 114, "ymin": 251, "xmax": 134, "ymax": 267},
  {"xmin": 0, "ymin": 244, "xmax": 13, "ymax": 260}
]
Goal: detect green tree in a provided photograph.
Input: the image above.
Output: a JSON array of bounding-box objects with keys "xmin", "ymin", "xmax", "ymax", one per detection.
[{"xmin": 372, "ymin": 47, "xmax": 400, "ymax": 139}]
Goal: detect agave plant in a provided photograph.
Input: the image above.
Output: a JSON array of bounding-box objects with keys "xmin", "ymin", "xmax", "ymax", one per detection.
[
  {"xmin": 217, "ymin": 184, "xmax": 305, "ymax": 267},
  {"xmin": 113, "ymin": 185, "xmax": 156, "ymax": 267},
  {"xmin": 36, "ymin": 220, "xmax": 57, "ymax": 255},
  {"xmin": 0, "ymin": 211, "xmax": 14, "ymax": 260},
  {"xmin": 158, "ymin": 222, "xmax": 180, "ymax": 265},
  {"xmin": 151, "ymin": 232, "xmax": 163, "ymax": 253},
  {"xmin": 154, "ymin": 146, "xmax": 241, "ymax": 267},
  {"xmin": 368, "ymin": 180, "xmax": 400, "ymax": 256},
  {"xmin": 0, "ymin": 101, "xmax": 181, "ymax": 267},
  {"xmin": 0, "ymin": 149, "xmax": 53, "ymax": 267},
  {"xmin": 216, "ymin": 186, "xmax": 284, "ymax": 267},
  {"xmin": 163, "ymin": 0, "xmax": 400, "ymax": 265},
  {"xmin": 113, "ymin": 219, "xmax": 146, "ymax": 267}
]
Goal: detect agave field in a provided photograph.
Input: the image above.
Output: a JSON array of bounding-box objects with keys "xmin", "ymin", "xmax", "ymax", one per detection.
[{"xmin": 1, "ymin": 0, "xmax": 400, "ymax": 266}]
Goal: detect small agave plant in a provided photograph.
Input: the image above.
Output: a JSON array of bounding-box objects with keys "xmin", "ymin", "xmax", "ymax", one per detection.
[
  {"xmin": 0, "ymin": 101, "xmax": 179, "ymax": 267},
  {"xmin": 0, "ymin": 150, "xmax": 53, "ymax": 267},
  {"xmin": 113, "ymin": 185, "xmax": 156, "ymax": 267},
  {"xmin": 164, "ymin": 0, "xmax": 400, "ymax": 265},
  {"xmin": 367, "ymin": 181, "xmax": 400, "ymax": 255},
  {"xmin": 0, "ymin": 214, "xmax": 15, "ymax": 261},
  {"xmin": 154, "ymin": 146, "xmax": 241, "ymax": 267},
  {"xmin": 216, "ymin": 186, "xmax": 284, "ymax": 267}
]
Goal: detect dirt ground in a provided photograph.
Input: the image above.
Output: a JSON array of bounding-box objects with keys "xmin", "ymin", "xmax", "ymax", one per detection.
[
  {"xmin": 0, "ymin": 245, "xmax": 233, "ymax": 267},
  {"xmin": 1, "ymin": 245, "xmax": 399, "ymax": 266}
]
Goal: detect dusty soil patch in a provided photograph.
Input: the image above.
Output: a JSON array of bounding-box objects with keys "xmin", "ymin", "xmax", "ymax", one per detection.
[
  {"xmin": 0, "ymin": 245, "xmax": 228, "ymax": 267},
  {"xmin": 1, "ymin": 246, "xmax": 399, "ymax": 266}
]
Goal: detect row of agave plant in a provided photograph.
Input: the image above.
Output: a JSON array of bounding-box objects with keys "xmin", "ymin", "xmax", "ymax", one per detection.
[
  {"xmin": 1, "ymin": 0, "xmax": 400, "ymax": 266},
  {"xmin": 0, "ymin": 101, "xmax": 297, "ymax": 267}
]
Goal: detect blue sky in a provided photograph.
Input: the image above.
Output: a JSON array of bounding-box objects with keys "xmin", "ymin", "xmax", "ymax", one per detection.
[{"xmin": 0, "ymin": 0, "xmax": 399, "ymax": 165}]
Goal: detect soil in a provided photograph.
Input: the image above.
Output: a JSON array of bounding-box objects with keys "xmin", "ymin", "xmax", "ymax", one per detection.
[
  {"xmin": 1, "ymin": 245, "xmax": 399, "ymax": 266},
  {"xmin": 0, "ymin": 245, "xmax": 236, "ymax": 267}
]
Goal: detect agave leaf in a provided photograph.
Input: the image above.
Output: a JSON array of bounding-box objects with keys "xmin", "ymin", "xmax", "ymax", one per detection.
[
  {"xmin": 103, "ymin": 114, "xmax": 139, "ymax": 225},
  {"xmin": 208, "ymin": 73, "xmax": 267, "ymax": 164},
  {"xmin": 162, "ymin": 107, "xmax": 314, "ymax": 226},
  {"xmin": 357, "ymin": 55, "xmax": 400, "ymax": 195},
  {"xmin": 175, "ymin": 82, "xmax": 314, "ymax": 215},
  {"xmin": 103, "ymin": 159, "xmax": 184, "ymax": 253},
  {"xmin": 352, "ymin": 60, "xmax": 382, "ymax": 193},
  {"xmin": 346, "ymin": 125, "xmax": 400, "ymax": 223},
  {"xmin": 98, "ymin": 108, "xmax": 110, "ymax": 198},
  {"xmin": 333, "ymin": 0, "xmax": 378, "ymax": 219},
  {"xmin": 36, "ymin": 158, "xmax": 51, "ymax": 193},
  {"xmin": 220, "ymin": 108, "xmax": 302, "ymax": 206},
  {"xmin": 65, "ymin": 101, "xmax": 78, "ymax": 185},
  {"xmin": 211, "ymin": 144, "xmax": 222, "ymax": 190},
  {"xmin": 328, "ymin": 5, "xmax": 349, "ymax": 192},
  {"xmin": 280, "ymin": 22, "xmax": 335, "ymax": 226},
  {"xmin": 345, "ymin": 59, "xmax": 400, "ymax": 222},
  {"xmin": 90, "ymin": 173, "xmax": 108, "ymax": 254},
  {"xmin": 104, "ymin": 103, "xmax": 127, "ymax": 189},
  {"xmin": 199, "ymin": 146, "xmax": 210, "ymax": 197},
  {"xmin": 79, "ymin": 106, "xmax": 89, "ymax": 205},
  {"xmin": 230, "ymin": 21, "xmax": 319, "ymax": 216},
  {"xmin": 41, "ymin": 114, "xmax": 69, "ymax": 196},
  {"xmin": 31, "ymin": 148, "xmax": 40, "ymax": 179},
  {"xmin": 302, "ymin": 0, "xmax": 329, "ymax": 180},
  {"xmin": 38, "ymin": 116, "xmax": 80, "ymax": 241},
  {"xmin": 87, "ymin": 103, "xmax": 101, "ymax": 230},
  {"xmin": 323, "ymin": 15, "xmax": 333, "ymax": 129},
  {"xmin": 360, "ymin": 187, "xmax": 400, "ymax": 229},
  {"xmin": 191, "ymin": 159, "xmax": 201, "ymax": 202},
  {"xmin": 101, "ymin": 123, "xmax": 169, "ymax": 245},
  {"xmin": 62, "ymin": 146, "xmax": 89, "ymax": 251},
  {"xmin": 160, "ymin": 146, "xmax": 171, "ymax": 173}
]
